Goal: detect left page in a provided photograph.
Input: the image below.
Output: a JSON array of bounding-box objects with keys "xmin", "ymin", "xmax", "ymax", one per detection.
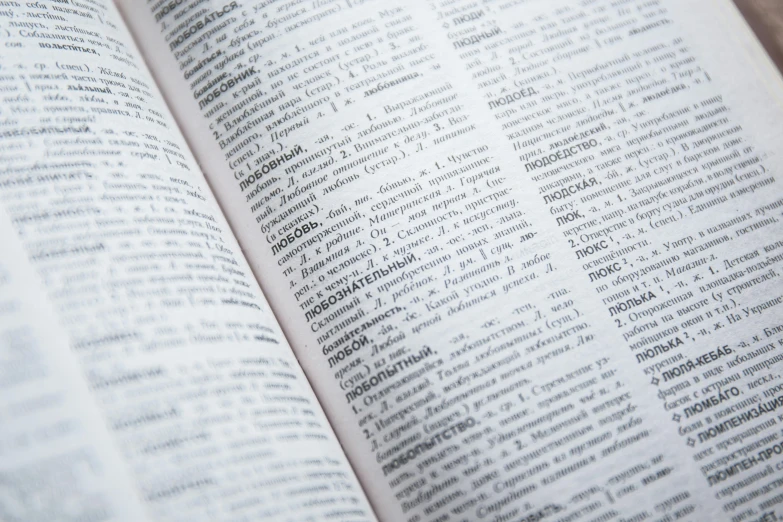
[{"xmin": 0, "ymin": 2, "xmax": 373, "ymax": 521}]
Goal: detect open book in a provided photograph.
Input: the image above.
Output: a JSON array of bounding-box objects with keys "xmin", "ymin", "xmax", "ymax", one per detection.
[{"xmin": 2, "ymin": 0, "xmax": 783, "ymax": 520}]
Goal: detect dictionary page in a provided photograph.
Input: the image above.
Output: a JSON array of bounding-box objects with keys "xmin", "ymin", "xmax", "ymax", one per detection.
[
  {"xmin": 0, "ymin": 205, "xmax": 149, "ymax": 522},
  {"xmin": 121, "ymin": 0, "xmax": 783, "ymax": 520},
  {"xmin": 0, "ymin": 2, "xmax": 373, "ymax": 521}
]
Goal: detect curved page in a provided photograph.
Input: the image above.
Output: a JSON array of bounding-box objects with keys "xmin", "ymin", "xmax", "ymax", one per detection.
[
  {"xmin": 120, "ymin": 0, "xmax": 783, "ymax": 520},
  {"xmin": 0, "ymin": 2, "xmax": 373, "ymax": 521}
]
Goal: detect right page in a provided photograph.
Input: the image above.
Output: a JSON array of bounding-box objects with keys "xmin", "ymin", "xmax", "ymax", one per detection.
[{"xmin": 121, "ymin": 0, "xmax": 783, "ymax": 520}]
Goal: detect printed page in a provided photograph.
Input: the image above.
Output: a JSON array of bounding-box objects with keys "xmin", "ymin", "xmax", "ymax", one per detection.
[
  {"xmin": 0, "ymin": 210, "xmax": 149, "ymax": 522},
  {"xmin": 0, "ymin": 2, "xmax": 373, "ymax": 521},
  {"xmin": 121, "ymin": 0, "xmax": 783, "ymax": 520}
]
